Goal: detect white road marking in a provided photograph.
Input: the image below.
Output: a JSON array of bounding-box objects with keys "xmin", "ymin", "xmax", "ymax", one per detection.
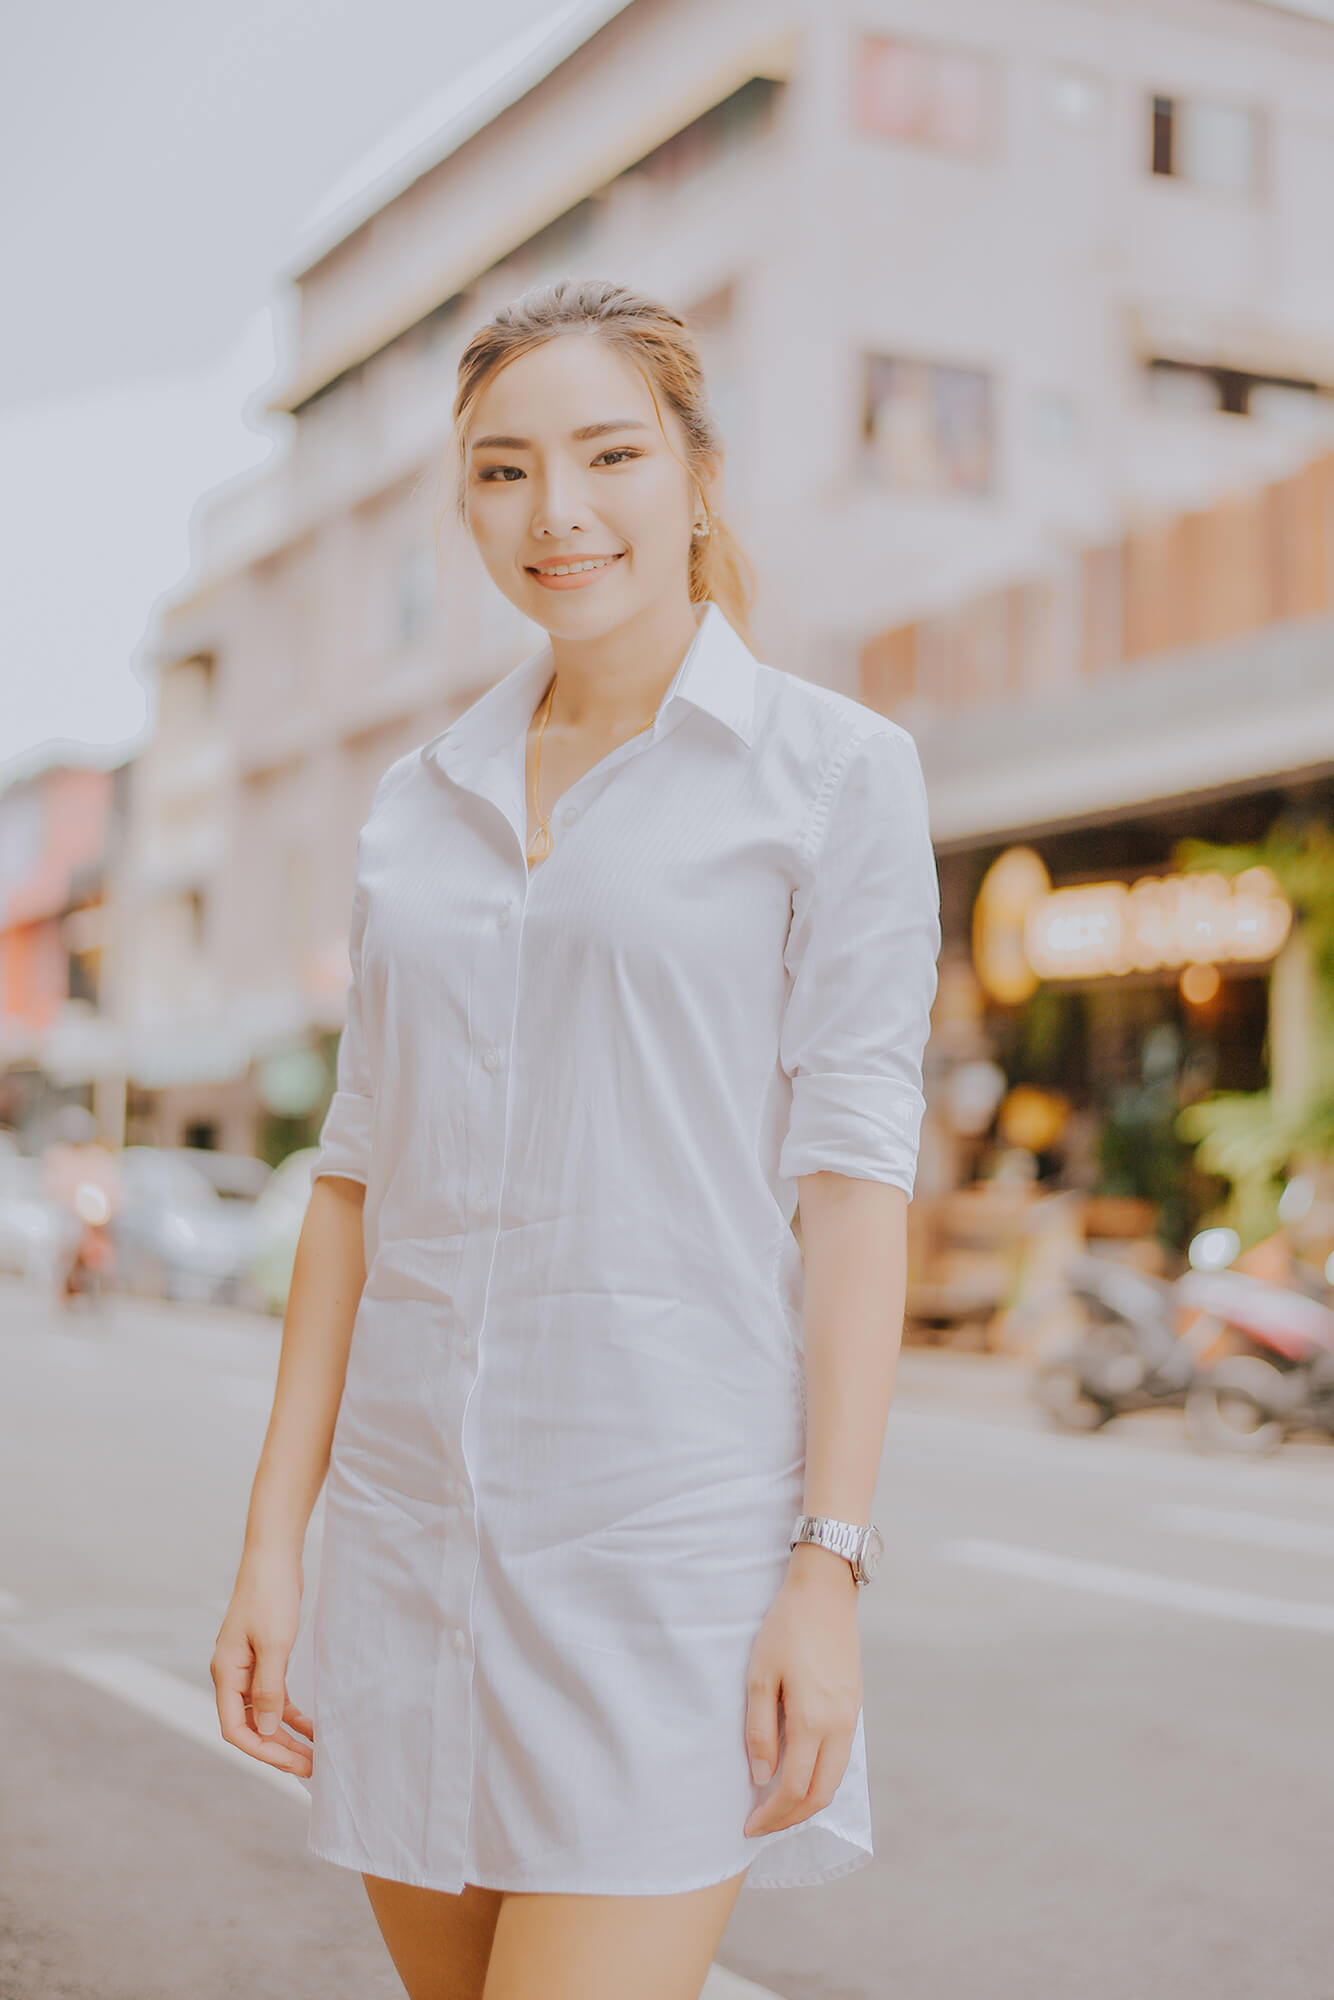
[
  {"xmin": 1154, "ymin": 1504, "xmax": 1334, "ymax": 1556},
  {"xmin": 944, "ymin": 1538, "xmax": 1334, "ymax": 1633},
  {"xmin": 703, "ymin": 1969, "xmax": 785, "ymax": 1999},
  {"xmin": 56, "ymin": 1649, "xmax": 312, "ymax": 1805}
]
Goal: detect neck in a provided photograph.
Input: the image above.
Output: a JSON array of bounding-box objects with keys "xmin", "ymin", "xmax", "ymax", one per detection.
[{"xmin": 541, "ymin": 593, "xmax": 705, "ymax": 732}]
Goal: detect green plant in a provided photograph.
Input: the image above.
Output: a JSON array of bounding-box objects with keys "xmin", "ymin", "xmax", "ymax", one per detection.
[{"xmin": 1172, "ymin": 817, "xmax": 1334, "ymax": 1245}]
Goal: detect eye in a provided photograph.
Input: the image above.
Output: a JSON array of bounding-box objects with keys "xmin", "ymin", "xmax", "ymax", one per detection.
[{"xmin": 475, "ymin": 447, "xmax": 642, "ymax": 481}]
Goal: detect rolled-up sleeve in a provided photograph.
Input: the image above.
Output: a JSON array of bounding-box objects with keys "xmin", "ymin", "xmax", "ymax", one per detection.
[
  {"xmin": 311, "ymin": 877, "xmax": 374, "ymax": 1188},
  {"xmin": 777, "ymin": 723, "xmax": 941, "ymax": 1196}
]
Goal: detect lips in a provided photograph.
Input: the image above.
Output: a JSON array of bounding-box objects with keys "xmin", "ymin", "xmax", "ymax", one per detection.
[{"xmin": 526, "ymin": 554, "xmax": 624, "ymax": 574}]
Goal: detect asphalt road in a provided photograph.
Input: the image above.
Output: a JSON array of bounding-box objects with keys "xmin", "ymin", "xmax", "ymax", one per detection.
[{"xmin": 2, "ymin": 1276, "xmax": 1331, "ymax": 2000}]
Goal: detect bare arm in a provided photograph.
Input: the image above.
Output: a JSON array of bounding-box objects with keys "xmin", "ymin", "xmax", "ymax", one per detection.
[
  {"xmin": 744, "ymin": 724, "xmax": 938, "ymax": 1838},
  {"xmin": 787, "ymin": 1170, "xmax": 906, "ymax": 1583},
  {"xmin": 210, "ymin": 1171, "xmax": 367, "ymax": 1772},
  {"xmin": 743, "ymin": 1170, "xmax": 908, "ymax": 1837},
  {"xmin": 242, "ymin": 1172, "xmax": 368, "ymax": 1563}
]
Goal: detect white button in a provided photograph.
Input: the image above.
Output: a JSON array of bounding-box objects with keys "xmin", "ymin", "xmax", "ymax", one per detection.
[
  {"xmin": 496, "ymin": 901, "xmax": 511, "ymax": 929},
  {"xmin": 560, "ymin": 804, "xmax": 579, "ymax": 826},
  {"xmin": 450, "ymin": 1627, "xmax": 467, "ymax": 1655},
  {"xmin": 483, "ymin": 1044, "xmax": 502, "ymax": 1072}
]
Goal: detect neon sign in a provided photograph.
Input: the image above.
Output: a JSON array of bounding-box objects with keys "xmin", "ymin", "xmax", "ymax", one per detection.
[{"xmin": 973, "ymin": 848, "xmax": 1292, "ymax": 1001}]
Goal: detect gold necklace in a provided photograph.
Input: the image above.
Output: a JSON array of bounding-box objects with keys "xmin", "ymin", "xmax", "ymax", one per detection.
[{"xmin": 527, "ymin": 673, "xmax": 660, "ymax": 866}]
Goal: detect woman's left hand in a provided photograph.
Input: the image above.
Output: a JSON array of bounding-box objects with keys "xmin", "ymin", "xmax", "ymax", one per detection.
[{"xmin": 742, "ymin": 1552, "xmax": 862, "ymax": 1837}]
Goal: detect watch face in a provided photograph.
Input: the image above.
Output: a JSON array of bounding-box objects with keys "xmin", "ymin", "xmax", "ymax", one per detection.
[{"xmin": 859, "ymin": 1527, "xmax": 884, "ymax": 1580}]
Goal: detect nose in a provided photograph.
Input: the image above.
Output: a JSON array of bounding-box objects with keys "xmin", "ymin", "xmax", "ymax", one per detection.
[{"xmin": 529, "ymin": 464, "xmax": 589, "ymax": 540}]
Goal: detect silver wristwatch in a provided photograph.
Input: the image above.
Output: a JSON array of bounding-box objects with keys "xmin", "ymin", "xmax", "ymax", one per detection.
[{"xmin": 790, "ymin": 1513, "xmax": 884, "ymax": 1585}]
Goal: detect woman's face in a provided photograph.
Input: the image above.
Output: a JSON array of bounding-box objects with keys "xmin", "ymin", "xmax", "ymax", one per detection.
[{"xmin": 463, "ymin": 330, "xmax": 715, "ymax": 636}]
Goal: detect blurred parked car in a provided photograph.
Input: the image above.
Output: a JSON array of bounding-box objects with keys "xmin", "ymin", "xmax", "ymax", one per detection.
[
  {"xmin": 160, "ymin": 1148, "xmax": 274, "ymax": 1201},
  {"xmin": 0, "ymin": 1149, "xmax": 79, "ymax": 1287},
  {"xmin": 248, "ymin": 1146, "xmax": 321, "ymax": 1315},
  {"xmin": 112, "ymin": 1147, "xmax": 264, "ymax": 1307}
]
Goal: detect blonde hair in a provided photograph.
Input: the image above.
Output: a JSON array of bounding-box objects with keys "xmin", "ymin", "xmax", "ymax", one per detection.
[{"xmin": 444, "ymin": 277, "xmax": 757, "ymax": 648}]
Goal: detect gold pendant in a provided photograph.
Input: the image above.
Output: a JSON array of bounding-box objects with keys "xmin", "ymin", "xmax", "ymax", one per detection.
[{"xmin": 527, "ymin": 822, "xmax": 553, "ymax": 863}]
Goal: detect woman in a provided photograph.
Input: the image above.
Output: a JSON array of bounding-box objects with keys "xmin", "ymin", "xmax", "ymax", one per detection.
[{"xmin": 212, "ymin": 278, "xmax": 940, "ymax": 2000}]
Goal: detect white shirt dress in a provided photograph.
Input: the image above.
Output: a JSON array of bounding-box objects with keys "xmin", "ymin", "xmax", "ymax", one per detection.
[{"xmin": 299, "ymin": 598, "xmax": 941, "ymax": 1897}]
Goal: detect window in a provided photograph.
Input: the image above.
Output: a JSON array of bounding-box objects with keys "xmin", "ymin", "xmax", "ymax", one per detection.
[
  {"xmin": 862, "ymin": 354, "xmax": 993, "ymax": 494},
  {"xmin": 855, "ymin": 34, "xmax": 993, "ymax": 156},
  {"xmin": 1148, "ymin": 94, "xmax": 1262, "ymax": 195},
  {"xmin": 1146, "ymin": 357, "xmax": 1334, "ymax": 423}
]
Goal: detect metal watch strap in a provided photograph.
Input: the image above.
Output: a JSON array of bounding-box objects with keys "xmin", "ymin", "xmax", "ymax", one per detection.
[{"xmin": 789, "ymin": 1513, "xmax": 877, "ymax": 1584}]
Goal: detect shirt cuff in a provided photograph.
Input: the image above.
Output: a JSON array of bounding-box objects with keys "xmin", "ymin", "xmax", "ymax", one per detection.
[
  {"xmin": 310, "ymin": 1089, "xmax": 373, "ymax": 1187},
  {"xmin": 778, "ymin": 1072, "xmax": 925, "ymax": 1196}
]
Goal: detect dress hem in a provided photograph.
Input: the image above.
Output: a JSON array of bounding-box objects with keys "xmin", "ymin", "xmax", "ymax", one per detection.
[{"xmin": 306, "ymin": 1830, "xmax": 873, "ymax": 1898}]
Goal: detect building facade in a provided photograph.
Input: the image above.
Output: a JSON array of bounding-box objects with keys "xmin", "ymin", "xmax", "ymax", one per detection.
[
  {"xmin": 0, "ymin": 763, "xmax": 128, "ymax": 1144},
  {"xmin": 861, "ymin": 448, "xmax": 1334, "ymax": 1246},
  {"xmin": 127, "ymin": 0, "xmax": 1334, "ymax": 1150}
]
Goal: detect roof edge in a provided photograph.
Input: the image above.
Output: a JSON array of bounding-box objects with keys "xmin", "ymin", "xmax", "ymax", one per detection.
[{"xmin": 277, "ymin": 0, "xmax": 640, "ymax": 285}]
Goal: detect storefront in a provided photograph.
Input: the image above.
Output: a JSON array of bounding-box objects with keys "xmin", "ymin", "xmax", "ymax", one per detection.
[{"xmin": 927, "ymin": 769, "xmax": 1331, "ymax": 1255}]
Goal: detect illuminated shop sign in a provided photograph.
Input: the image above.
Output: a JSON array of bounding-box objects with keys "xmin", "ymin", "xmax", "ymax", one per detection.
[{"xmin": 973, "ymin": 847, "xmax": 1292, "ymax": 1003}]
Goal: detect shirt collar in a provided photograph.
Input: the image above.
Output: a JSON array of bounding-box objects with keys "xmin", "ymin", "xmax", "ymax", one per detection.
[{"xmin": 420, "ymin": 597, "xmax": 758, "ymax": 790}]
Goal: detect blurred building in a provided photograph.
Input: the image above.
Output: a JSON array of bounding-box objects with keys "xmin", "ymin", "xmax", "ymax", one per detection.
[
  {"xmin": 131, "ymin": 0, "xmax": 1334, "ymax": 1150},
  {"xmin": 0, "ymin": 763, "xmax": 130, "ymax": 1144},
  {"xmin": 863, "ymin": 450, "xmax": 1334, "ymax": 1242}
]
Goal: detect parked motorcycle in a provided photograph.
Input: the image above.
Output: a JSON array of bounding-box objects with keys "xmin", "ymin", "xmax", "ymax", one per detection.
[
  {"xmin": 1029, "ymin": 1252, "xmax": 1200, "ymax": 1433},
  {"xmin": 41, "ymin": 1121, "xmax": 124, "ymax": 1314},
  {"xmin": 59, "ymin": 1176, "xmax": 118, "ymax": 1307},
  {"xmin": 1178, "ymin": 1252, "xmax": 1334, "ymax": 1455}
]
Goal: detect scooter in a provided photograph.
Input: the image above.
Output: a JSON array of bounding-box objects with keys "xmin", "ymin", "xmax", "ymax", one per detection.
[
  {"xmin": 1029, "ymin": 1253, "xmax": 1200, "ymax": 1433},
  {"xmin": 1178, "ymin": 1258, "xmax": 1334, "ymax": 1455},
  {"xmin": 57, "ymin": 1176, "xmax": 117, "ymax": 1310}
]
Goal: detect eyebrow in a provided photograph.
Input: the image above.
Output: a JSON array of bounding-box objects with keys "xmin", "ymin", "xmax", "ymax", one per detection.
[{"xmin": 470, "ymin": 418, "xmax": 654, "ymax": 451}]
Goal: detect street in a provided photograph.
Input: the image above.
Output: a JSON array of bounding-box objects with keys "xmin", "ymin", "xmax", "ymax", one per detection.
[{"xmin": 1, "ymin": 1277, "xmax": 1331, "ymax": 1999}]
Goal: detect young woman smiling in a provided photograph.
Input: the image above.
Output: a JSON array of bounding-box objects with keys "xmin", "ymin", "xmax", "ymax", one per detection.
[{"xmin": 212, "ymin": 278, "xmax": 941, "ymax": 2000}]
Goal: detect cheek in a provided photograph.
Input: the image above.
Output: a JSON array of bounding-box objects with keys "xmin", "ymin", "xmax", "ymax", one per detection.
[{"xmin": 468, "ymin": 489, "xmax": 522, "ymax": 554}]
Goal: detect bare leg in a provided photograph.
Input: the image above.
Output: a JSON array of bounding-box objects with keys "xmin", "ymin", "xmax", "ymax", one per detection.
[
  {"xmin": 481, "ymin": 1868, "xmax": 751, "ymax": 2000},
  {"xmin": 362, "ymin": 1874, "xmax": 505, "ymax": 2000}
]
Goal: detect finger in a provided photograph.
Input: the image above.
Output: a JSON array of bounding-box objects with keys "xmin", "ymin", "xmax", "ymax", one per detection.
[
  {"xmin": 214, "ymin": 1659, "xmax": 253, "ymax": 1744},
  {"xmin": 744, "ymin": 1676, "xmax": 781, "ymax": 1787},
  {"xmin": 280, "ymin": 1698, "xmax": 315, "ymax": 1742},
  {"xmin": 249, "ymin": 1643, "xmax": 290, "ymax": 1738},
  {"xmin": 745, "ymin": 1720, "xmax": 821, "ymax": 1836},
  {"xmin": 217, "ymin": 1658, "xmax": 312, "ymax": 1772},
  {"xmin": 244, "ymin": 1731, "xmax": 314, "ymax": 1776},
  {"xmin": 223, "ymin": 1708, "xmax": 315, "ymax": 1774},
  {"xmin": 756, "ymin": 1734, "xmax": 835, "ymax": 1834},
  {"xmin": 754, "ymin": 1725, "xmax": 854, "ymax": 1835}
]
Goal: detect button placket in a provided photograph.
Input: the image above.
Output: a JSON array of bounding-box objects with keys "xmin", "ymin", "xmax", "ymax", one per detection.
[{"xmin": 446, "ymin": 849, "xmax": 530, "ymax": 1878}]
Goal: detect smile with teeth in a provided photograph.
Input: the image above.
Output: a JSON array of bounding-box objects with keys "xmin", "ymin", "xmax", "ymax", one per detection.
[{"xmin": 530, "ymin": 555, "xmax": 623, "ymax": 576}]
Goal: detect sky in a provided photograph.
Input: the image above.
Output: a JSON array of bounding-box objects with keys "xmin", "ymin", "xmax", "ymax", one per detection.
[{"xmin": 0, "ymin": 0, "xmax": 562, "ymax": 786}]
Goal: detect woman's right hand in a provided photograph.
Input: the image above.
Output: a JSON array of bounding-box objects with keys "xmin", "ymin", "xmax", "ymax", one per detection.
[{"xmin": 211, "ymin": 1550, "xmax": 314, "ymax": 1777}]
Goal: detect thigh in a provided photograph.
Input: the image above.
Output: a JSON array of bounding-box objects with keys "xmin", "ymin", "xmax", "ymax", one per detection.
[
  {"xmin": 362, "ymin": 1873, "xmax": 506, "ymax": 2000},
  {"xmin": 480, "ymin": 1868, "xmax": 751, "ymax": 2000}
]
